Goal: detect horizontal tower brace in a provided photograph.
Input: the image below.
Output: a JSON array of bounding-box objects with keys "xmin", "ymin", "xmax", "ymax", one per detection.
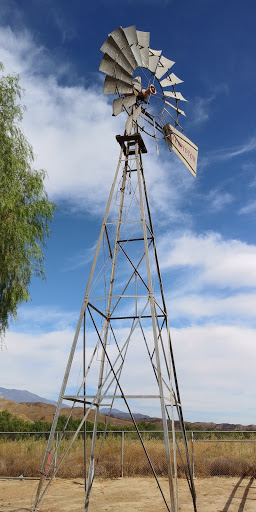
[{"xmin": 63, "ymin": 395, "xmax": 172, "ymax": 401}]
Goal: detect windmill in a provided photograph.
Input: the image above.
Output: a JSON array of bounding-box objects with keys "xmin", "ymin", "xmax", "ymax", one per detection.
[{"xmin": 33, "ymin": 26, "xmax": 198, "ymax": 512}]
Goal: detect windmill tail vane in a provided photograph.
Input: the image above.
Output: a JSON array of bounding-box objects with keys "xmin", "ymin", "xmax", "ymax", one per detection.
[{"xmin": 32, "ymin": 24, "xmax": 198, "ymax": 512}]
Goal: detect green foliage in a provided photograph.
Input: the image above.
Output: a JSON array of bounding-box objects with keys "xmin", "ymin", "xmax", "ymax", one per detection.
[
  {"xmin": 55, "ymin": 415, "xmax": 95, "ymax": 433},
  {"xmin": 0, "ymin": 410, "xmax": 122, "ymax": 438},
  {"xmin": 185, "ymin": 424, "xmax": 202, "ymax": 431},
  {"xmin": 2, "ymin": 410, "xmax": 256, "ymax": 444},
  {"xmin": 0, "ymin": 410, "xmax": 32, "ymax": 439},
  {"xmin": 0, "ymin": 62, "xmax": 56, "ymax": 336},
  {"xmin": 136, "ymin": 420, "xmax": 158, "ymax": 431},
  {"xmin": 0, "ymin": 410, "xmax": 144, "ymax": 439}
]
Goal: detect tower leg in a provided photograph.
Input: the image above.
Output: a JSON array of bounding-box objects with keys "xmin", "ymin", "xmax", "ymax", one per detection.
[
  {"xmin": 32, "ymin": 146, "xmax": 124, "ymax": 512},
  {"xmin": 135, "ymin": 140, "xmax": 177, "ymax": 512},
  {"xmin": 85, "ymin": 153, "xmax": 129, "ymax": 511}
]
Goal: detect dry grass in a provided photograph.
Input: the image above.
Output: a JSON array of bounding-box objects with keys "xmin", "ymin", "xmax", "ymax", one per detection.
[
  {"xmin": 0, "ymin": 436, "xmax": 123, "ymax": 478},
  {"xmin": 0, "ymin": 437, "xmax": 47, "ymax": 477},
  {"xmin": 193, "ymin": 440, "xmax": 256, "ymax": 477},
  {"xmin": 1, "ymin": 435, "xmax": 256, "ymax": 478}
]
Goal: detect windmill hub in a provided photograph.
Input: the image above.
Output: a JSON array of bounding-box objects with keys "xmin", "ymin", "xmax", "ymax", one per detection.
[{"xmin": 133, "ymin": 83, "xmax": 156, "ymax": 101}]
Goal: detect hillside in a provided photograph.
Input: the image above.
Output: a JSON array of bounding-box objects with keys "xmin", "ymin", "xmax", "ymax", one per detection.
[
  {"xmin": 0, "ymin": 398, "xmax": 133, "ymax": 428},
  {"xmin": 1, "ymin": 398, "xmax": 256, "ymax": 431}
]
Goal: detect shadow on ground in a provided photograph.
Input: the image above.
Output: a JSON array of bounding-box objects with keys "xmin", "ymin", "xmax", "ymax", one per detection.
[{"xmin": 221, "ymin": 476, "xmax": 255, "ymax": 512}]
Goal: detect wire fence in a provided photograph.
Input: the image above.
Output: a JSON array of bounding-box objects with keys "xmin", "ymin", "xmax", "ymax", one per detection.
[{"xmin": 1, "ymin": 430, "xmax": 256, "ymax": 479}]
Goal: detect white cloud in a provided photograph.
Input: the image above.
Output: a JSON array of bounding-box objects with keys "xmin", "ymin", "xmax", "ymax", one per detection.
[
  {"xmin": 48, "ymin": 4, "xmax": 77, "ymax": 43},
  {"xmin": 172, "ymin": 324, "xmax": 256, "ymax": 423},
  {"xmin": 1, "ymin": 329, "xmax": 74, "ymax": 398},
  {"xmin": 239, "ymin": 200, "xmax": 256, "ymax": 215},
  {"xmin": 62, "ymin": 242, "xmax": 97, "ymax": 271},
  {"xmin": 190, "ymin": 95, "xmax": 213, "ymax": 125},
  {"xmin": 0, "ymin": 27, "xmax": 126, "ymax": 213},
  {"xmin": 13, "ymin": 305, "xmax": 78, "ymax": 332},
  {"xmin": 2, "ymin": 227, "xmax": 256, "ymax": 423},
  {"xmin": 168, "ymin": 292, "xmax": 256, "ymax": 321},
  {"xmin": 190, "ymin": 83, "xmax": 228, "ymax": 126},
  {"xmin": 0, "ymin": 26, "xmax": 195, "ymax": 220},
  {"xmin": 2, "ymin": 321, "xmax": 256, "ymax": 423},
  {"xmin": 159, "ymin": 231, "xmax": 256, "ymax": 289},
  {"xmin": 207, "ymin": 188, "xmax": 233, "ymax": 212},
  {"xmin": 200, "ymin": 136, "xmax": 256, "ymax": 171},
  {"xmin": 22, "ymin": 77, "xmax": 123, "ymax": 214},
  {"xmin": 218, "ymin": 137, "xmax": 256, "ymax": 160},
  {"xmin": 242, "ymin": 161, "xmax": 256, "ymax": 175}
]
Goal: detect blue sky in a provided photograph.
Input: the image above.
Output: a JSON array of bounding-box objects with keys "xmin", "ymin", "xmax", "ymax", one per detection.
[{"xmin": 1, "ymin": 0, "xmax": 256, "ymax": 424}]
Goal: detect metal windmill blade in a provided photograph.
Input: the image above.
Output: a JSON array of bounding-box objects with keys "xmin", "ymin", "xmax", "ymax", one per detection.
[{"xmin": 99, "ymin": 24, "xmax": 198, "ymax": 177}]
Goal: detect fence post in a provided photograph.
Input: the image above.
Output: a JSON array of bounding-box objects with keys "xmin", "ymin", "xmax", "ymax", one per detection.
[
  {"xmin": 121, "ymin": 431, "xmax": 124, "ymax": 478},
  {"xmin": 191, "ymin": 431, "xmax": 195, "ymax": 479},
  {"xmin": 54, "ymin": 432, "xmax": 58, "ymax": 474}
]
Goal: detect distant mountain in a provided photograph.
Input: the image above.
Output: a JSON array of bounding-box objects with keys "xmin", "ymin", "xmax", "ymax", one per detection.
[
  {"xmin": 0, "ymin": 387, "xmax": 57, "ymax": 406},
  {"xmin": 1, "ymin": 388, "xmax": 256, "ymax": 432},
  {"xmin": 100, "ymin": 407, "xmax": 151, "ymax": 420}
]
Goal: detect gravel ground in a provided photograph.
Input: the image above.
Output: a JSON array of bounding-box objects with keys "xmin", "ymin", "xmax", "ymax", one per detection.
[{"xmin": 1, "ymin": 476, "xmax": 256, "ymax": 512}]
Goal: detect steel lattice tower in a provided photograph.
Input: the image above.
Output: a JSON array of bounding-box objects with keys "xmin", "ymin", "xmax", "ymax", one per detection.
[{"xmin": 33, "ymin": 25, "xmax": 198, "ymax": 512}]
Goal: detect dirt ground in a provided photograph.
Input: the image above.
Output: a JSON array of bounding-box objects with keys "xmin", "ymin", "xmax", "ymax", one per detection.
[{"xmin": 0, "ymin": 476, "xmax": 256, "ymax": 512}]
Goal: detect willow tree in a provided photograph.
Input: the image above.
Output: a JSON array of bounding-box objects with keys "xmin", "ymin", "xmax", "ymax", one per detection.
[{"xmin": 0, "ymin": 63, "xmax": 55, "ymax": 338}]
